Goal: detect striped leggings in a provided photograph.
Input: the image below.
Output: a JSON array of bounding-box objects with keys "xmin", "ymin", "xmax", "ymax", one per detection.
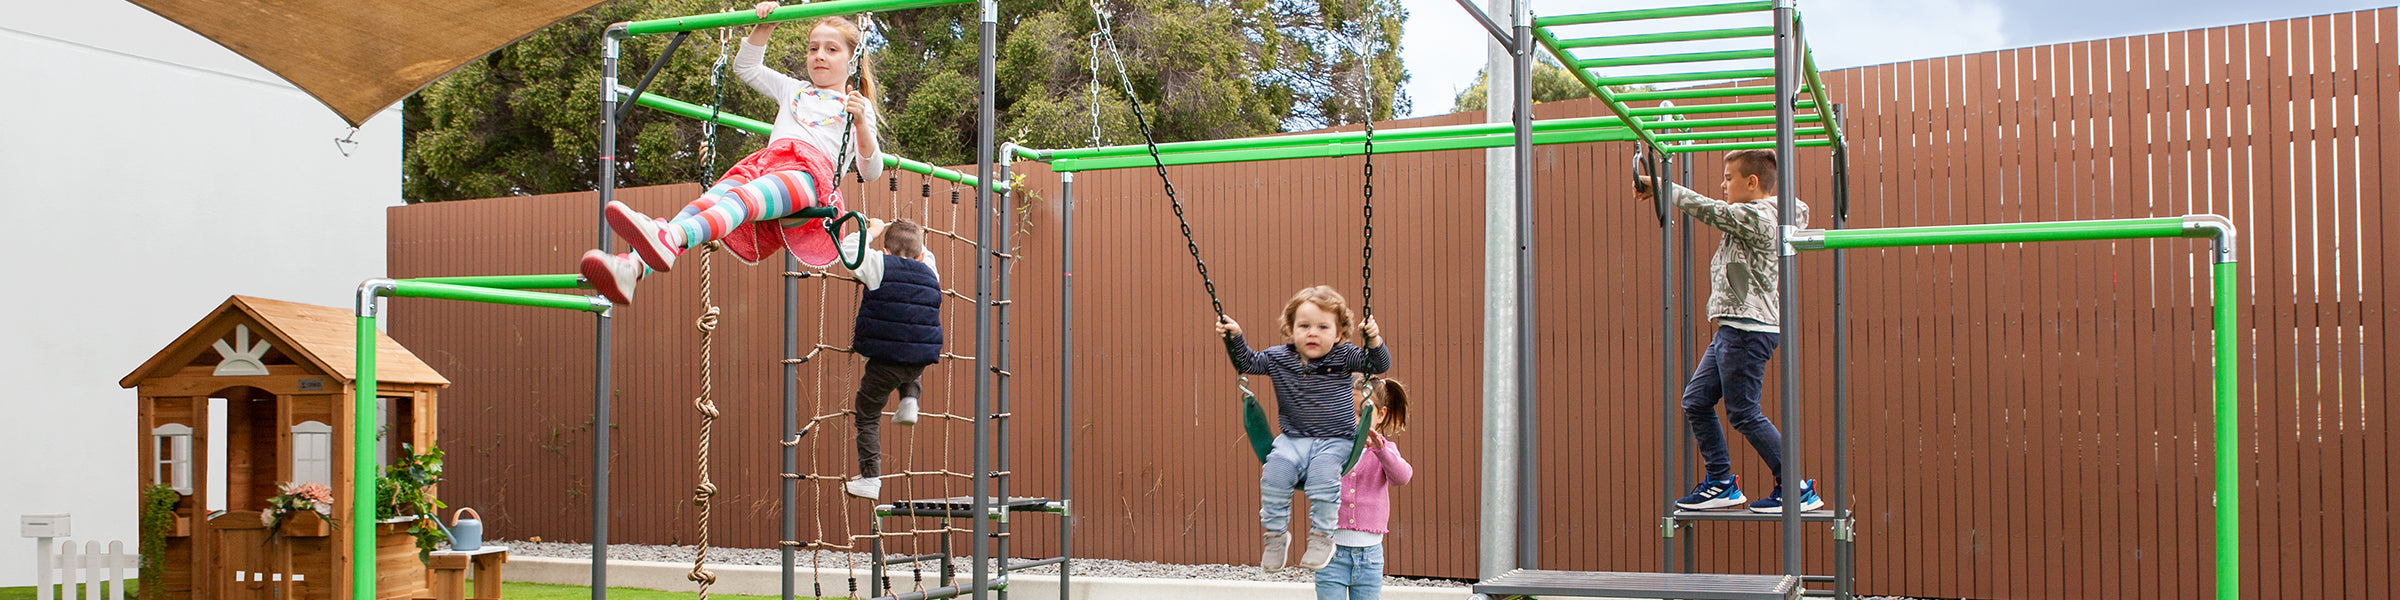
[{"xmin": 666, "ymin": 170, "xmax": 821, "ymax": 249}]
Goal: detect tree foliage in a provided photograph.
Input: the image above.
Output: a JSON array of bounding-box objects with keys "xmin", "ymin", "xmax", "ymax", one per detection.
[
  {"xmin": 1448, "ymin": 52, "xmax": 1609, "ymax": 113},
  {"xmin": 403, "ymin": 0, "xmax": 1405, "ymax": 202}
]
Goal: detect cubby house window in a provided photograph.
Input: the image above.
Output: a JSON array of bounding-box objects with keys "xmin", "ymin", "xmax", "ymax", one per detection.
[
  {"xmin": 291, "ymin": 421, "xmax": 332, "ymax": 487},
  {"xmin": 153, "ymin": 423, "xmax": 193, "ymax": 494}
]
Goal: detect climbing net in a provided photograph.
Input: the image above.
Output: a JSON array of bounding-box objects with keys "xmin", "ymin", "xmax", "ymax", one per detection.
[{"xmin": 685, "ymin": 168, "xmax": 1014, "ymax": 600}]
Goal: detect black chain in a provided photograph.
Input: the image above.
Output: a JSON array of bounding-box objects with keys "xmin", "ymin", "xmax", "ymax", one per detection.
[
  {"xmin": 1097, "ymin": 6, "xmax": 1222, "ymax": 318},
  {"xmin": 1359, "ymin": 60, "xmax": 1376, "ymax": 319}
]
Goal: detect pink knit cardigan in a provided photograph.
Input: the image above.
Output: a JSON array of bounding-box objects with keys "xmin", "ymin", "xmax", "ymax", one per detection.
[{"xmin": 1335, "ymin": 437, "xmax": 1413, "ymax": 534}]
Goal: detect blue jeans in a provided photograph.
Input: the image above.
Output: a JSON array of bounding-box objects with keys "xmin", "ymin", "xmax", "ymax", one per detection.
[
  {"xmin": 1260, "ymin": 435, "xmax": 1353, "ymax": 533},
  {"xmin": 1683, "ymin": 326, "xmax": 1785, "ymax": 483},
  {"xmin": 1313, "ymin": 545, "xmax": 1384, "ymax": 600}
]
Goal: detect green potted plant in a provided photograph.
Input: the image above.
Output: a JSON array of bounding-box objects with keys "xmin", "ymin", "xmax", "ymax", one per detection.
[
  {"xmin": 375, "ymin": 444, "xmax": 450, "ymax": 562},
  {"xmin": 138, "ymin": 484, "xmax": 181, "ymax": 599}
]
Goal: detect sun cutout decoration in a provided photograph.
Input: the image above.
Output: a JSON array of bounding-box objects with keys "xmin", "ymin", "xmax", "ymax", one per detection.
[{"xmin": 212, "ymin": 324, "xmax": 271, "ymax": 377}]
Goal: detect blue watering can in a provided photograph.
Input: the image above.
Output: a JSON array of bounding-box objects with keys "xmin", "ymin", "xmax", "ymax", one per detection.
[{"xmin": 432, "ymin": 507, "xmax": 483, "ymax": 551}]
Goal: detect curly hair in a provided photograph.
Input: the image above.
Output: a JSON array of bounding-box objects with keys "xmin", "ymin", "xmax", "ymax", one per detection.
[{"xmin": 1277, "ymin": 285, "xmax": 1357, "ymax": 339}]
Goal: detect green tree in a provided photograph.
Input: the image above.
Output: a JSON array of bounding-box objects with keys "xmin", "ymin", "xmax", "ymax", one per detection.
[
  {"xmin": 404, "ymin": 0, "xmax": 1405, "ymax": 202},
  {"xmin": 1449, "ymin": 52, "xmax": 1648, "ymax": 113}
]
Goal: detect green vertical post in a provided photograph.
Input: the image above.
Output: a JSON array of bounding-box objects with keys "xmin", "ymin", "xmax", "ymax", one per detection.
[
  {"xmin": 2213, "ymin": 260, "xmax": 2238, "ymax": 600},
  {"xmin": 352, "ymin": 314, "xmax": 378, "ymax": 600}
]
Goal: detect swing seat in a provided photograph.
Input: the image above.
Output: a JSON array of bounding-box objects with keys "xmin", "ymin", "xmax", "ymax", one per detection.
[{"xmin": 1240, "ymin": 388, "xmax": 1378, "ymax": 478}]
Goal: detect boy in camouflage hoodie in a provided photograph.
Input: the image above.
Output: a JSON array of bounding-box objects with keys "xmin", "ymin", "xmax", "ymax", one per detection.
[{"xmin": 1636, "ymin": 149, "xmax": 1820, "ymax": 514}]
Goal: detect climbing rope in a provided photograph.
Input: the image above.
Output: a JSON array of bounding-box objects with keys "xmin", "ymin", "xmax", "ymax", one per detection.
[{"xmin": 690, "ymin": 243, "xmax": 723, "ymax": 598}]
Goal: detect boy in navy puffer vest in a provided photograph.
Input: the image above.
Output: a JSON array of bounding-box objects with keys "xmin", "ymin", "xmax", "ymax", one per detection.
[{"xmin": 837, "ymin": 217, "xmax": 942, "ymax": 500}]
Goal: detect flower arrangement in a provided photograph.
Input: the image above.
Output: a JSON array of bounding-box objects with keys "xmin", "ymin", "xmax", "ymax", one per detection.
[{"xmin": 262, "ymin": 482, "xmax": 337, "ymax": 542}]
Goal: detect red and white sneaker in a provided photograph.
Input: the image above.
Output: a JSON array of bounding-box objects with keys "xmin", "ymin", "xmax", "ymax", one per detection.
[
  {"xmin": 604, "ymin": 201, "xmax": 683, "ymax": 272},
  {"xmin": 579, "ymin": 250, "xmax": 642, "ymax": 306}
]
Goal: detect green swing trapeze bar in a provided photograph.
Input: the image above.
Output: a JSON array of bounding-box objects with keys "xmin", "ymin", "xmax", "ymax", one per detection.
[
  {"xmin": 402, "ymin": 274, "xmax": 589, "ymax": 291},
  {"xmin": 617, "ymin": 0, "xmax": 976, "ymax": 37},
  {"xmin": 611, "ymin": 87, "xmax": 1007, "ymax": 192},
  {"xmin": 1789, "ymin": 214, "xmax": 2240, "ymax": 600},
  {"xmin": 1534, "ymin": 0, "xmax": 1774, "ymax": 27}
]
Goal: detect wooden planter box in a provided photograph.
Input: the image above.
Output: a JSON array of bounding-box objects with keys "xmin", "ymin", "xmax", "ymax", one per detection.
[
  {"xmin": 278, "ymin": 511, "xmax": 331, "ymax": 538},
  {"xmin": 167, "ymin": 515, "xmax": 191, "ymax": 538},
  {"xmin": 373, "ymin": 520, "xmax": 430, "ymax": 600}
]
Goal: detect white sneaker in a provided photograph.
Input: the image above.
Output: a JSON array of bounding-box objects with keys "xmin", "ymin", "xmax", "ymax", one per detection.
[
  {"xmin": 1298, "ymin": 530, "xmax": 1335, "ymax": 570},
  {"xmin": 579, "ymin": 250, "xmax": 641, "ymax": 306},
  {"xmin": 604, "ymin": 201, "xmax": 681, "ymax": 272},
  {"xmin": 1260, "ymin": 531, "xmax": 1290, "ymax": 574},
  {"xmin": 894, "ymin": 397, "xmax": 920, "ymax": 425},
  {"xmin": 843, "ymin": 476, "xmax": 881, "ymax": 500}
]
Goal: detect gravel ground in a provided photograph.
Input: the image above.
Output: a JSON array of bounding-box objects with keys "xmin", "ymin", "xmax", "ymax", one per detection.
[{"xmin": 502, "ymin": 540, "xmax": 1926, "ymax": 599}]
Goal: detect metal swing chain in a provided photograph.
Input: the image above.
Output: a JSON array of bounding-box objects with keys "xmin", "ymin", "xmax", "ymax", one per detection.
[
  {"xmin": 1358, "ymin": 49, "xmax": 1376, "ymax": 321},
  {"xmin": 1093, "ymin": 0, "xmax": 1222, "ymax": 318},
  {"xmin": 830, "ymin": 12, "xmax": 877, "ymax": 184}
]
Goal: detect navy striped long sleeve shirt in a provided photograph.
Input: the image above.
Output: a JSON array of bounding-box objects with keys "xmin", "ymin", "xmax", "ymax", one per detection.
[{"xmin": 1224, "ymin": 334, "xmax": 1393, "ymax": 438}]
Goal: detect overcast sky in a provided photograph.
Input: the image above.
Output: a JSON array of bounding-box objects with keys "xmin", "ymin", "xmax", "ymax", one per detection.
[{"xmin": 1396, "ymin": 0, "xmax": 2397, "ymax": 117}]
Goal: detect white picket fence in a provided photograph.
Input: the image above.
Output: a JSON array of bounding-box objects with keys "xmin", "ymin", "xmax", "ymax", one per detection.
[{"xmin": 36, "ymin": 540, "xmax": 137, "ymax": 600}]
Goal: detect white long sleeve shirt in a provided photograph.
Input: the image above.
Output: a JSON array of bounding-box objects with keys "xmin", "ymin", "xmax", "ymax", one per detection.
[{"xmin": 733, "ymin": 40, "xmax": 883, "ymax": 181}]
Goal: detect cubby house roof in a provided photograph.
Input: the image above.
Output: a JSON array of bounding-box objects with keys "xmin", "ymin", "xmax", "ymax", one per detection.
[{"xmin": 121, "ymin": 295, "xmax": 449, "ymax": 388}]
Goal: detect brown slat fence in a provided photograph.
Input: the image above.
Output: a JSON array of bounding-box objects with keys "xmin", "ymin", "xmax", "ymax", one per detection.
[{"xmin": 386, "ymin": 9, "xmax": 2396, "ymax": 598}]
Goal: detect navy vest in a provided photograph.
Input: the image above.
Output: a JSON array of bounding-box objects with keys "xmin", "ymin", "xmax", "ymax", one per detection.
[{"xmin": 853, "ymin": 254, "xmax": 944, "ymax": 365}]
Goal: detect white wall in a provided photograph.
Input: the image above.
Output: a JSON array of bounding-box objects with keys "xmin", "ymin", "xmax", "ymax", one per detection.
[{"xmin": 0, "ymin": 0, "xmax": 401, "ymax": 586}]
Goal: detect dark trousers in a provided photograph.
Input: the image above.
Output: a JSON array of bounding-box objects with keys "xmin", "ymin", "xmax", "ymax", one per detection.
[
  {"xmin": 1682, "ymin": 326, "xmax": 1785, "ymax": 484},
  {"xmin": 855, "ymin": 358, "xmax": 927, "ymax": 477}
]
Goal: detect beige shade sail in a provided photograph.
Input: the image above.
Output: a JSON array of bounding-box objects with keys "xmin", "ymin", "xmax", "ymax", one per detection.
[{"xmin": 128, "ymin": 0, "xmax": 611, "ymax": 126}]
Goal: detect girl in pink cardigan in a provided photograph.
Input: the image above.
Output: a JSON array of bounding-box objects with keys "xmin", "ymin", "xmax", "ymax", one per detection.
[{"xmin": 1316, "ymin": 376, "xmax": 1413, "ymax": 600}]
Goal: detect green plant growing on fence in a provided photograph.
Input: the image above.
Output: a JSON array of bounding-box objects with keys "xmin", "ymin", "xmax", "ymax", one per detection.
[
  {"xmin": 375, "ymin": 444, "xmax": 450, "ymax": 562},
  {"xmin": 138, "ymin": 484, "xmax": 179, "ymax": 599}
]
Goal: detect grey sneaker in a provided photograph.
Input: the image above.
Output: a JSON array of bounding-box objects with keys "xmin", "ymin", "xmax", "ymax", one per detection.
[
  {"xmin": 1298, "ymin": 530, "xmax": 1335, "ymax": 570},
  {"xmin": 1260, "ymin": 531, "xmax": 1291, "ymax": 573}
]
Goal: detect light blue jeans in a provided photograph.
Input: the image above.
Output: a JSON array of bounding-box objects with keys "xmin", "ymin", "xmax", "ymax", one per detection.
[
  {"xmin": 1260, "ymin": 435, "xmax": 1353, "ymax": 533},
  {"xmin": 1313, "ymin": 544, "xmax": 1385, "ymax": 600}
]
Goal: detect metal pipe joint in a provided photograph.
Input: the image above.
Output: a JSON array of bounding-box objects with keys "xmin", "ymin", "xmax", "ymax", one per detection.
[
  {"xmin": 2183, "ymin": 214, "xmax": 2238, "ymax": 263},
  {"xmin": 355, "ymin": 279, "xmax": 397, "ymax": 318}
]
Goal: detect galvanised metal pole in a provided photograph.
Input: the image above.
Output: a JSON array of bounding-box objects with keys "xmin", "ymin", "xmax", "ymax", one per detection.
[
  {"xmin": 971, "ymin": 0, "xmax": 996, "ymax": 594},
  {"xmin": 1771, "ymin": 0, "xmax": 1802, "ymax": 578},
  {"xmin": 1057, "ymin": 172, "xmax": 1074, "ymax": 600},
  {"xmin": 995, "ymin": 149, "xmax": 1015, "ymax": 600},
  {"xmin": 782, "ymin": 250, "xmax": 799, "ymax": 600},
  {"xmin": 1512, "ymin": 0, "xmax": 1539, "ymax": 569},
  {"xmin": 351, "ymin": 281, "xmax": 391, "ymax": 600},
  {"xmin": 1471, "ymin": 0, "xmax": 1520, "ymax": 580},
  {"xmin": 596, "ymin": 28, "xmax": 624, "ymax": 600},
  {"xmin": 1655, "ymin": 150, "xmax": 1679, "ymax": 573},
  {"xmin": 1678, "ymin": 147, "xmax": 1697, "ymax": 575},
  {"xmin": 1829, "ymin": 104, "xmax": 1853, "ymax": 600}
]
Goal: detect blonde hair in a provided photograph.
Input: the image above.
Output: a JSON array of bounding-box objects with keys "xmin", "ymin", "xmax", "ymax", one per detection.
[
  {"xmin": 1277, "ymin": 285, "xmax": 1356, "ymax": 339},
  {"xmin": 1359, "ymin": 376, "xmax": 1409, "ymax": 437},
  {"xmin": 814, "ymin": 16, "xmax": 881, "ymax": 117}
]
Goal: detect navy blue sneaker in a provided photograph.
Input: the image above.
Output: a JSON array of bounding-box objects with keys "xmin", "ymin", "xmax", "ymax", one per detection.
[
  {"xmin": 1748, "ymin": 479, "xmax": 1824, "ymax": 514},
  {"xmin": 1674, "ymin": 476, "xmax": 1746, "ymax": 510}
]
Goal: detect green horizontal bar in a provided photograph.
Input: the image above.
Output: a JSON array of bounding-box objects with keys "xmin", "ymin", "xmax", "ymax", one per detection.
[
  {"xmin": 1038, "ymin": 115, "xmax": 1631, "ymax": 162},
  {"xmin": 1575, "ymin": 48, "xmax": 1775, "ymax": 69},
  {"xmin": 612, "ymin": 87, "xmax": 1001, "ymax": 191},
  {"xmin": 1595, "ymin": 68, "xmax": 1775, "ymax": 86},
  {"xmin": 1627, "ymin": 100, "xmax": 1815, "ymax": 116},
  {"xmin": 402, "ymin": 275, "xmax": 588, "ymax": 291},
  {"xmin": 618, "ymin": 86, "xmax": 772, "ymax": 134},
  {"xmin": 1555, "ymin": 27, "xmax": 1772, "ymax": 49},
  {"xmin": 619, "ymin": 0, "xmax": 973, "ymax": 37},
  {"xmin": 1535, "ymin": 1, "xmax": 1773, "ymax": 26},
  {"xmin": 386, "ymin": 281, "xmax": 606, "ymax": 312},
  {"xmin": 1642, "ymin": 113, "xmax": 1822, "ymax": 129},
  {"xmin": 1614, "ymin": 85, "xmax": 1803, "ymax": 102},
  {"xmin": 1663, "ymin": 139, "xmax": 1833, "ymax": 153},
  {"xmin": 1811, "ymin": 217, "xmax": 2189, "ymax": 249},
  {"xmin": 1654, "ymin": 126, "xmax": 1826, "ymax": 142},
  {"xmin": 1052, "ymin": 127, "xmax": 1637, "ymax": 172}
]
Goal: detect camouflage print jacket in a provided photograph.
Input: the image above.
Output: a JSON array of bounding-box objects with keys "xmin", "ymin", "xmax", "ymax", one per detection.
[{"xmin": 1670, "ymin": 184, "xmax": 1810, "ymax": 331}]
